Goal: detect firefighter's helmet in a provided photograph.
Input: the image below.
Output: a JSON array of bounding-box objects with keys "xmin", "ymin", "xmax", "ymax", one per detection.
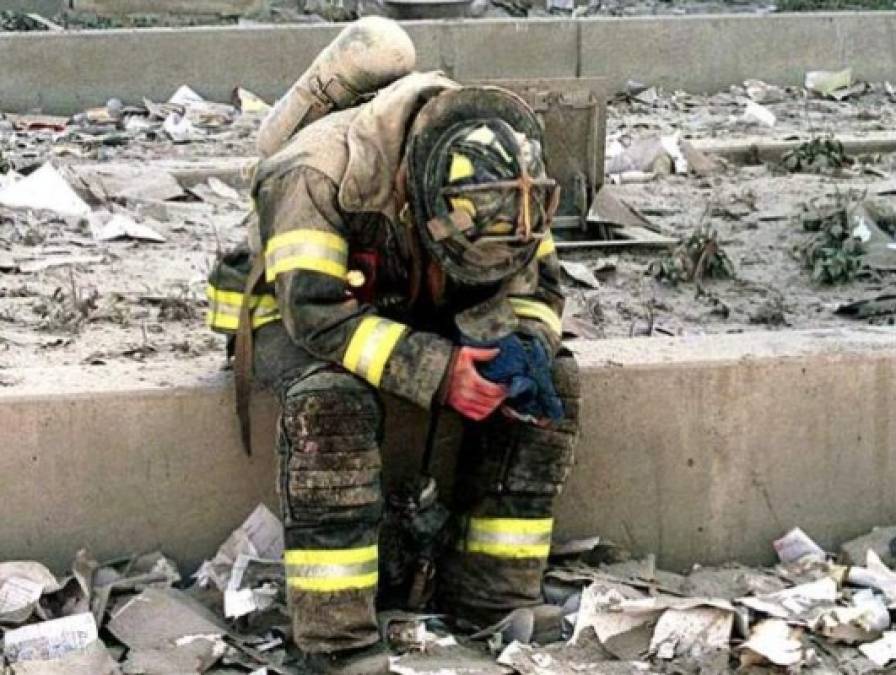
[{"xmin": 405, "ymin": 87, "xmax": 559, "ymax": 286}]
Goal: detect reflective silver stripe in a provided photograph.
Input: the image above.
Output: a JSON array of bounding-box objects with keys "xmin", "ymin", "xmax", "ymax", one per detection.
[
  {"xmin": 467, "ymin": 530, "xmax": 552, "ymax": 546},
  {"xmin": 286, "ymin": 559, "xmax": 379, "ymax": 579},
  {"xmin": 355, "ymin": 319, "xmax": 397, "ymax": 378}
]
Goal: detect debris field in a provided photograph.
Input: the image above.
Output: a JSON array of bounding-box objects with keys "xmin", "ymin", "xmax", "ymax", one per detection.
[
  {"xmin": 4, "ymin": 504, "xmax": 896, "ymax": 673},
  {"xmin": 2, "ymin": 76, "xmax": 896, "ymax": 379}
]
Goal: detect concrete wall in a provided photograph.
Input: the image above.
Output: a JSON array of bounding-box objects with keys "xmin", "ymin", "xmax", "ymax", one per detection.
[
  {"xmin": 2, "ymin": 12, "xmax": 896, "ymax": 113},
  {"xmin": 1, "ymin": 328, "xmax": 894, "ymax": 574}
]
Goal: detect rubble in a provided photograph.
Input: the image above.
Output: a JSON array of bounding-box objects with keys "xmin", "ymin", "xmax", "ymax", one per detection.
[{"xmin": 1, "ymin": 512, "xmax": 896, "ymax": 673}]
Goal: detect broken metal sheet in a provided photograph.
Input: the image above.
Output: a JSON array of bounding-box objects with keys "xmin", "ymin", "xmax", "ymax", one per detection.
[
  {"xmin": 0, "ymin": 163, "xmax": 92, "ymax": 218},
  {"xmin": 858, "ymin": 630, "xmax": 896, "ymax": 667},
  {"xmin": 11, "ymin": 640, "xmax": 120, "ymax": 675},
  {"xmin": 739, "ymin": 619, "xmax": 807, "ymax": 668},
  {"xmin": 4, "ymin": 612, "xmax": 99, "ymax": 663},
  {"xmin": 773, "ymin": 527, "xmax": 826, "ymax": 564},
  {"xmin": 194, "ymin": 504, "xmax": 284, "ymax": 592},
  {"xmin": 0, "ymin": 561, "xmax": 61, "ymax": 624},
  {"xmin": 107, "ymin": 587, "xmax": 226, "ymax": 650}
]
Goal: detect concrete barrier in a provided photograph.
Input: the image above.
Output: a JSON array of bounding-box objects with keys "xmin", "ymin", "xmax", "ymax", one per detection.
[
  {"xmin": 1, "ymin": 327, "xmax": 894, "ymax": 574},
  {"xmin": 3, "ymin": 12, "xmax": 896, "ymax": 113}
]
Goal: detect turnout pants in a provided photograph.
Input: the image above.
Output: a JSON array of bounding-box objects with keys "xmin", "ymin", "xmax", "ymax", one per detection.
[{"xmin": 253, "ymin": 323, "xmax": 581, "ymax": 654}]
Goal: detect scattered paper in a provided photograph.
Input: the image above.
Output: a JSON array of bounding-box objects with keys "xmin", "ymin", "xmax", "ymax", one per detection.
[
  {"xmin": 194, "ymin": 504, "xmax": 284, "ymax": 591},
  {"xmin": 744, "ymin": 79, "xmax": 786, "ymax": 104},
  {"xmin": 773, "ymin": 527, "xmax": 825, "ymax": 563},
  {"xmin": 233, "ymin": 87, "xmax": 272, "ymax": 114},
  {"xmin": 0, "ymin": 163, "xmax": 91, "ymax": 218},
  {"xmin": 740, "ymin": 619, "xmax": 805, "ymax": 667},
  {"xmin": 163, "ymin": 113, "xmax": 200, "ymax": 142},
  {"xmin": 859, "ymin": 631, "xmax": 896, "ymax": 667},
  {"xmin": 92, "ymin": 213, "xmax": 166, "ymax": 243},
  {"xmin": 805, "ymin": 68, "xmax": 852, "ymax": 98},
  {"xmin": 0, "ymin": 561, "xmax": 60, "ymax": 624},
  {"xmin": 4, "ymin": 612, "xmax": 99, "ymax": 663},
  {"xmin": 742, "ymin": 100, "xmax": 776, "ymax": 127},
  {"xmin": 738, "ymin": 577, "xmax": 838, "ymax": 619},
  {"xmin": 650, "ymin": 607, "xmax": 734, "ymax": 659},
  {"xmin": 168, "ymin": 85, "xmax": 205, "ymax": 108},
  {"xmin": 11, "ymin": 640, "xmax": 120, "ymax": 675}
]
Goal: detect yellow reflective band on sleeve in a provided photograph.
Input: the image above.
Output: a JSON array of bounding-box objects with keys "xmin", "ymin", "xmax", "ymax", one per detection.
[
  {"xmin": 536, "ymin": 232, "xmax": 556, "ymax": 259},
  {"xmin": 449, "ymin": 153, "xmax": 474, "ymax": 182},
  {"xmin": 284, "ymin": 545, "xmax": 378, "ymax": 592},
  {"xmin": 508, "ymin": 298, "xmax": 562, "ymax": 337},
  {"xmin": 342, "ymin": 316, "xmax": 407, "ymax": 387},
  {"xmin": 265, "ymin": 229, "xmax": 348, "ymax": 282},
  {"xmin": 464, "ymin": 517, "xmax": 553, "ymax": 559},
  {"xmin": 206, "ymin": 285, "xmax": 281, "ymax": 332}
]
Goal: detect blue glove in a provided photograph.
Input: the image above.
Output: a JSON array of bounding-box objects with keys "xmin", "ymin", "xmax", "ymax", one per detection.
[{"xmin": 461, "ymin": 334, "xmax": 564, "ymax": 422}]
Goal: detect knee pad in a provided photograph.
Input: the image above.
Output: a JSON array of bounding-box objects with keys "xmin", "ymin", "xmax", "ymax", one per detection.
[{"xmin": 277, "ymin": 371, "xmax": 384, "ymax": 524}]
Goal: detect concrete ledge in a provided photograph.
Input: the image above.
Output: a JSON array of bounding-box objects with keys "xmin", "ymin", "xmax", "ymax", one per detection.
[
  {"xmin": 1, "ymin": 327, "xmax": 895, "ymax": 573},
  {"xmin": 579, "ymin": 12, "xmax": 896, "ymax": 93},
  {"xmin": 4, "ymin": 12, "xmax": 896, "ymax": 113}
]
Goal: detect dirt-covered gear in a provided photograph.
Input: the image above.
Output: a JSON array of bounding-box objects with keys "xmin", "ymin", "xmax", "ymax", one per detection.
[
  {"xmin": 207, "ymin": 64, "xmax": 579, "ymax": 657},
  {"xmin": 445, "ymin": 347, "xmax": 507, "ymax": 421},
  {"xmin": 277, "ymin": 364, "xmax": 383, "ymax": 653},
  {"xmin": 438, "ymin": 352, "xmax": 580, "ymax": 625},
  {"xmin": 257, "ymin": 17, "xmax": 415, "ymax": 158},
  {"xmin": 406, "ymin": 87, "xmax": 560, "ymax": 287}
]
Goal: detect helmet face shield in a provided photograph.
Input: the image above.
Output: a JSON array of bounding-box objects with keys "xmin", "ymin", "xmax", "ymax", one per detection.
[{"xmin": 406, "ymin": 89, "xmax": 559, "ymax": 286}]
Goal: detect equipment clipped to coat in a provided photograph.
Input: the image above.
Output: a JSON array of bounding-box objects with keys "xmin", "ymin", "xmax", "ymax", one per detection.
[{"xmin": 464, "ymin": 333, "xmax": 564, "ymax": 424}]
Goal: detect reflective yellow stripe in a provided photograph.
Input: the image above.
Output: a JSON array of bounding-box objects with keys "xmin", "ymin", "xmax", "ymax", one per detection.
[
  {"xmin": 265, "ymin": 229, "xmax": 348, "ymax": 282},
  {"xmin": 285, "ymin": 546, "xmax": 378, "ymax": 566},
  {"xmin": 287, "ymin": 573, "xmax": 378, "ymax": 592},
  {"xmin": 449, "ymin": 153, "xmax": 474, "ymax": 182},
  {"xmin": 206, "ymin": 285, "xmax": 281, "ymax": 331},
  {"xmin": 469, "ymin": 517, "xmax": 554, "ymax": 536},
  {"xmin": 342, "ymin": 316, "xmax": 407, "ymax": 387},
  {"xmin": 508, "ymin": 298, "xmax": 562, "ymax": 337},
  {"xmin": 536, "ymin": 233, "xmax": 556, "ymax": 259},
  {"xmin": 464, "ymin": 517, "xmax": 553, "ymax": 559},
  {"xmin": 284, "ymin": 546, "xmax": 378, "ymax": 592}
]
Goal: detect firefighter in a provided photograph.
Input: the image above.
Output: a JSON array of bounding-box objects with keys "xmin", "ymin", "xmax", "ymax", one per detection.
[{"xmin": 207, "ymin": 18, "xmax": 580, "ymax": 674}]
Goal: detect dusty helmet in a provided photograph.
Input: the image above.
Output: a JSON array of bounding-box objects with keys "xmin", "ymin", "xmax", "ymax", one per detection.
[{"xmin": 405, "ymin": 87, "xmax": 559, "ymax": 286}]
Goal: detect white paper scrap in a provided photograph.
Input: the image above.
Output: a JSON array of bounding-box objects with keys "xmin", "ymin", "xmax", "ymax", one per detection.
[
  {"xmin": 0, "ymin": 163, "xmax": 91, "ymax": 218},
  {"xmin": 4, "ymin": 612, "xmax": 99, "ymax": 663}
]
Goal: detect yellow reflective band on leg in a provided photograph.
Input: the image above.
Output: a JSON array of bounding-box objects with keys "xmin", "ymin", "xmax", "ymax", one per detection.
[
  {"xmin": 449, "ymin": 154, "xmax": 474, "ymax": 182},
  {"xmin": 536, "ymin": 232, "xmax": 556, "ymax": 259},
  {"xmin": 265, "ymin": 229, "xmax": 348, "ymax": 282},
  {"xmin": 206, "ymin": 285, "xmax": 281, "ymax": 332},
  {"xmin": 342, "ymin": 316, "xmax": 407, "ymax": 387},
  {"xmin": 508, "ymin": 298, "xmax": 562, "ymax": 338},
  {"xmin": 284, "ymin": 545, "xmax": 378, "ymax": 592},
  {"xmin": 464, "ymin": 517, "xmax": 554, "ymax": 559}
]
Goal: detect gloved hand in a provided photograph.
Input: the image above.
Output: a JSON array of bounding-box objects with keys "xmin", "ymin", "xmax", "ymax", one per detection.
[
  {"xmin": 445, "ymin": 347, "xmax": 508, "ymax": 421},
  {"xmin": 465, "ymin": 334, "xmax": 564, "ymax": 424}
]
